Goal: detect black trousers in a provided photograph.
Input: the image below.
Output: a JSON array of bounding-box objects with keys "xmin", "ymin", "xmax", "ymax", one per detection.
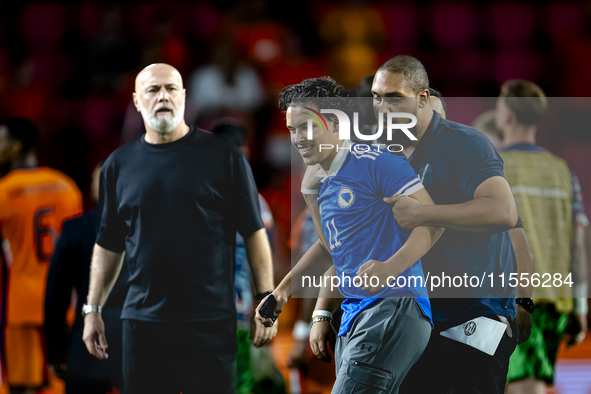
[
  {"xmin": 400, "ymin": 315, "xmax": 518, "ymax": 394},
  {"xmin": 122, "ymin": 319, "xmax": 236, "ymax": 394}
]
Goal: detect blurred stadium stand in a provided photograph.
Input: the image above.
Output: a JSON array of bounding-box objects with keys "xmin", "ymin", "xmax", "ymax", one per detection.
[{"xmin": 1, "ymin": 2, "xmax": 590, "ymax": 392}]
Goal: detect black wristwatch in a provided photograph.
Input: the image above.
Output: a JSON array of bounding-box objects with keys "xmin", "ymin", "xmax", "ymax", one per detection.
[{"xmin": 515, "ymin": 298, "xmax": 534, "ymax": 313}]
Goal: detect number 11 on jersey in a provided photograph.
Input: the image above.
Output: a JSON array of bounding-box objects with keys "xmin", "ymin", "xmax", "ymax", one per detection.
[{"xmin": 325, "ymin": 218, "xmax": 342, "ymax": 250}]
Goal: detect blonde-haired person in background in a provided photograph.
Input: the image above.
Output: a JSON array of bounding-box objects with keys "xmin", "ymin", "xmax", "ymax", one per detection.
[{"xmin": 497, "ymin": 79, "xmax": 588, "ymax": 394}]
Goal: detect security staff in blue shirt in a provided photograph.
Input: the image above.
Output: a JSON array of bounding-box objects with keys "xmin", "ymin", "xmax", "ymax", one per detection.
[{"xmin": 371, "ymin": 56, "xmax": 527, "ymax": 394}]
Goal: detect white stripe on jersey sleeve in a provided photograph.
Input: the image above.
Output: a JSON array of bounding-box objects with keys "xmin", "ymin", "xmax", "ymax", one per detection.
[
  {"xmin": 392, "ymin": 177, "xmax": 422, "ymax": 197},
  {"xmin": 354, "ymin": 149, "xmax": 380, "ymax": 156},
  {"xmin": 401, "ymin": 182, "xmax": 424, "ymax": 196},
  {"xmin": 352, "ymin": 152, "xmax": 377, "ymax": 160},
  {"xmin": 301, "ymin": 187, "xmax": 319, "ymax": 195}
]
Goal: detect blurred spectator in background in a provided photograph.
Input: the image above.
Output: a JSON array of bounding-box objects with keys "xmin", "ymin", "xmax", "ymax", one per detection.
[
  {"xmin": 212, "ymin": 122, "xmax": 285, "ymax": 394},
  {"xmin": 354, "ymin": 74, "xmax": 374, "ymax": 97},
  {"xmin": 0, "ymin": 117, "xmax": 82, "ymax": 394},
  {"xmin": 45, "ymin": 161, "xmax": 127, "ymax": 394},
  {"xmin": 428, "ymin": 87, "xmax": 446, "ymax": 119},
  {"xmin": 472, "ymin": 109, "xmax": 503, "ymax": 151},
  {"xmin": 230, "ymin": 0, "xmax": 287, "ymax": 68},
  {"xmin": 261, "ymin": 30, "xmax": 323, "ymax": 177},
  {"xmin": 320, "ymin": 0, "xmax": 385, "ymax": 87},
  {"xmin": 140, "ymin": 9, "xmax": 189, "ymax": 74},
  {"xmin": 0, "ymin": 59, "xmax": 49, "ymax": 125},
  {"xmin": 188, "ymin": 37, "xmax": 265, "ymax": 126},
  {"xmin": 496, "ymin": 80, "xmax": 588, "ymax": 394},
  {"xmin": 85, "ymin": 5, "xmax": 138, "ymax": 93},
  {"xmin": 263, "ymin": 32, "xmax": 323, "ymax": 97}
]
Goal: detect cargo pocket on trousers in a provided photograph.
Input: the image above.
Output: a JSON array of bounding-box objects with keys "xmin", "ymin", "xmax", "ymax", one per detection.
[{"xmin": 346, "ymin": 360, "xmax": 392, "ymax": 393}]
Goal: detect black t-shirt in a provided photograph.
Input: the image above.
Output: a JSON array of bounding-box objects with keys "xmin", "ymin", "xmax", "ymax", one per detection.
[{"xmin": 97, "ymin": 127, "xmax": 264, "ymax": 322}]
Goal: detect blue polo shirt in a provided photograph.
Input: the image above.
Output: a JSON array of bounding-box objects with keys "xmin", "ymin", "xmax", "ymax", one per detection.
[{"xmin": 408, "ymin": 111, "xmax": 517, "ymax": 330}]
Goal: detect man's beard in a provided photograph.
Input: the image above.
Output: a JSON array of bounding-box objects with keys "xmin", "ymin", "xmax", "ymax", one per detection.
[{"xmin": 141, "ymin": 102, "xmax": 185, "ymax": 133}]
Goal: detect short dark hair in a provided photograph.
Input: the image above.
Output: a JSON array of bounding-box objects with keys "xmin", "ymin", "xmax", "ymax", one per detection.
[
  {"xmin": 278, "ymin": 77, "xmax": 353, "ymax": 115},
  {"xmin": 355, "ymin": 74, "xmax": 375, "ymax": 97},
  {"xmin": 378, "ymin": 55, "xmax": 429, "ymax": 94},
  {"xmin": 212, "ymin": 123, "xmax": 247, "ymax": 148},
  {"xmin": 500, "ymin": 79, "xmax": 547, "ymax": 125},
  {"xmin": 428, "ymin": 87, "xmax": 446, "ymax": 115},
  {"xmin": 1, "ymin": 117, "xmax": 38, "ymax": 154}
]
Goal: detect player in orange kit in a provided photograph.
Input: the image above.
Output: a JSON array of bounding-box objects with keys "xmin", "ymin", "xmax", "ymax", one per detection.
[{"xmin": 0, "ymin": 118, "xmax": 82, "ymax": 394}]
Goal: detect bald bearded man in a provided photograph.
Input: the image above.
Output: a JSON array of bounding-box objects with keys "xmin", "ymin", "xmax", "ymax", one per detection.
[{"xmin": 82, "ymin": 64, "xmax": 275, "ymax": 394}]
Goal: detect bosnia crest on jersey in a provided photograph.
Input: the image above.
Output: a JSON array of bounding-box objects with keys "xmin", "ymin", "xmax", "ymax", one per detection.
[{"xmin": 338, "ymin": 187, "xmax": 355, "ymax": 208}]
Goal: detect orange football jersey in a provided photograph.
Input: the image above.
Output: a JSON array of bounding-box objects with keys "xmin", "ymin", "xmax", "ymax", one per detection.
[{"xmin": 0, "ymin": 167, "xmax": 82, "ymax": 326}]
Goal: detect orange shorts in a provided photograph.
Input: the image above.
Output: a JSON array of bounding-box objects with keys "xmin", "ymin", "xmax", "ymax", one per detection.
[{"xmin": 3, "ymin": 326, "xmax": 48, "ymax": 388}]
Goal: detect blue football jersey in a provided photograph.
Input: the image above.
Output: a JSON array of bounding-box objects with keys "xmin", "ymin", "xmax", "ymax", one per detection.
[{"xmin": 317, "ymin": 141, "xmax": 432, "ymax": 336}]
